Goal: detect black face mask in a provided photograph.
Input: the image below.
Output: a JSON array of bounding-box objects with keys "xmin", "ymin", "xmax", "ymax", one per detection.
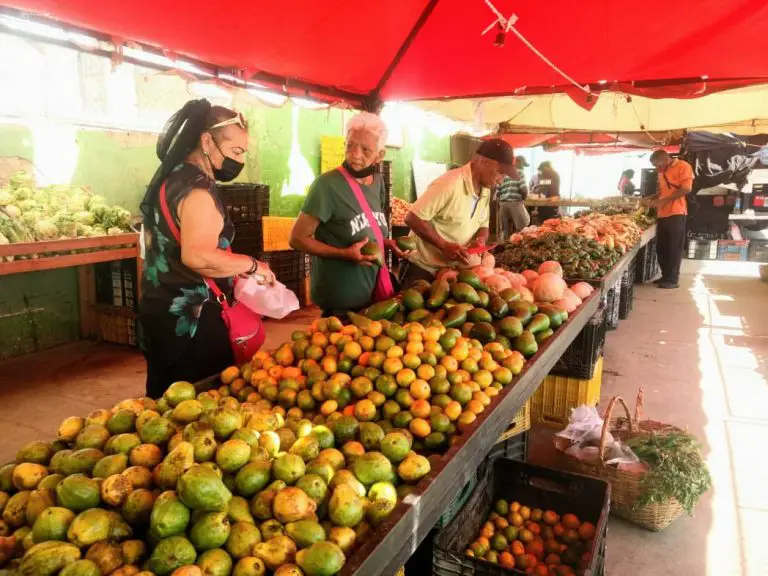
[
  {"xmin": 343, "ymin": 160, "xmax": 377, "ymax": 179},
  {"xmin": 209, "ymin": 137, "xmax": 244, "ymax": 182}
]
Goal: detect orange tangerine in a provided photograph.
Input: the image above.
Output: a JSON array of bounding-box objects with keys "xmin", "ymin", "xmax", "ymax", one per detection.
[
  {"xmin": 485, "ymin": 386, "xmax": 499, "ymax": 398},
  {"xmin": 410, "ymin": 399, "xmax": 432, "ymax": 419},
  {"xmin": 480, "ymin": 523, "xmax": 495, "ymax": 539},
  {"xmin": 329, "ymin": 332, "xmax": 343, "ymax": 345},
  {"xmin": 561, "ymin": 513, "xmax": 580, "ymax": 530},
  {"xmin": 578, "ymin": 522, "xmax": 595, "ymax": 541},
  {"xmin": 440, "ymin": 356, "xmax": 459, "ymax": 372},
  {"xmin": 343, "ymin": 341, "xmax": 363, "ymax": 360},
  {"xmin": 466, "ymin": 399, "xmax": 484, "ymax": 415},
  {"xmin": 450, "ymin": 343, "xmax": 469, "ymax": 361},
  {"xmin": 383, "ymin": 358, "xmax": 404, "ymax": 375},
  {"xmin": 343, "ymin": 405, "xmax": 356, "ymax": 417},
  {"xmin": 406, "ymin": 340, "xmax": 424, "ymax": 355},
  {"xmin": 367, "ymin": 390, "xmax": 386, "ymax": 407},
  {"xmin": 396, "ymin": 368, "xmax": 416, "ymax": 387},
  {"xmin": 510, "ymin": 540, "xmax": 525, "ymax": 557},
  {"xmin": 366, "ymin": 321, "xmax": 383, "ymax": 338},
  {"xmin": 474, "ymin": 370, "xmax": 493, "ymax": 389},
  {"xmin": 357, "ymin": 351, "xmax": 371, "ymax": 367},
  {"xmin": 473, "ymin": 391, "xmax": 491, "ymax": 407},
  {"xmin": 443, "ymin": 401, "xmax": 462, "ymax": 421},
  {"xmin": 386, "ymin": 345, "xmax": 404, "ymax": 359},
  {"xmin": 457, "ymin": 410, "xmax": 477, "ymax": 431},
  {"xmin": 409, "ymin": 417, "xmax": 431, "ymax": 438},
  {"xmin": 407, "ymin": 322, "xmax": 425, "ymax": 333},
  {"xmin": 417, "ymin": 364, "xmax": 435, "ymax": 381},
  {"xmin": 409, "ymin": 379, "xmax": 431, "ymax": 400},
  {"xmin": 310, "ymin": 332, "xmax": 328, "ymax": 347},
  {"xmin": 424, "ymin": 326, "xmax": 441, "ymax": 342},
  {"xmin": 468, "ymin": 348, "xmax": 483, "ymax": 362},
  {"xmin": 321, "ymin": 357, "xmax": 338, "ymax": 375},
  {"xmin": 359, "ymin": 335, "xmax": 375, "ymax": 352},
  {"xmin": 402, "ymin": 353, "xmax": 422, "ymax": 369},
  {"xmin": 320, "ymin": 400, "xmax": 338, "ymax": 416}
]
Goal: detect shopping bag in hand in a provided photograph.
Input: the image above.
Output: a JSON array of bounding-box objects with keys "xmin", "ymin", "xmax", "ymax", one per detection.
[{"xmin": 235, "ymin": 275, "xmax": 300, "ymax": 319}]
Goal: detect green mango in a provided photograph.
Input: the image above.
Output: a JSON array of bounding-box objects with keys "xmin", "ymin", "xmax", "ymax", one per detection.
[
  {"xmin": 442, "ymin": 306, "xmax": 467, "ymax": 329},
  {"xmin": 426, "ymin": 280, "xmax": 450, "ymax": 309},
  {"xmin": 535, "ymin": 329, "xmax": 554, "ymax": 344},
  {"xmin": 467, "ymin": 308, "xmax": 493, "ymax": 324},
  {"xmin": 451, "ymin": 282, "xmax": 480, "ymax": 305},
  {"xmin": 395, "ymin": 236, "xmax": 417, "ymax": 252},
  {"xmin": 365, "ymin": 299, "xmax": 399, "ymax": 321},
  {"xmin": 469, "ymin": 322, "xmax": 496, "ymax": 344},
  {"xmin": 401, "ymin": 289, "xmax": 425, "ymax": 311},
  {"xmin": 514, "ymin": 331, "xmax": 539, "ymax": 357},
  {"xmin": 509, "ymin": 302, "xmax": 532, "ymax": 325},
  {"xmin": 488, "ymin": 296, "xmax": 510, "ymax": 319},
  {"xmin": 456, "ymin": 269, "xmax": 485, "ymax": 290},
  {"xmin": 499, "ymin": 288, "xmax": 522, "ymax": 303},
  {"xmin": 528, "ymin": 313, "xmax": 551, "ymax": 335}
]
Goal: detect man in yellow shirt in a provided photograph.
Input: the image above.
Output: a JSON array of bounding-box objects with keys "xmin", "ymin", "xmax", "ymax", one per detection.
[
  {"xmin": 646, "ymin": 150, "xmax": 694, "ymax": 289},
  {"xmin": 401, "ymin": 138, "xmax": 515, "ymax": 287}
]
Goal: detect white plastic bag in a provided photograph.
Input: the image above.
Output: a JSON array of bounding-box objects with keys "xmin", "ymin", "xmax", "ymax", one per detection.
[{"xmin": 235, "ymin": 276, "xmax": 300, "ymax": 319}]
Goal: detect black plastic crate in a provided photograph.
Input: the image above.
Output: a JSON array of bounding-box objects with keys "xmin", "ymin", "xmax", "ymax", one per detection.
[
  {"xmin": 618, "ymin": 260, "xmax": 635, "ymax": 320},
  {"xmin": 748, "ymin": 239, "xmax": 768, "ymax": 262},
  {"xmin": 686, "ymin": 238, "xmax": 718, "ymax": 260},
  {"xmin": 232, "ymin": 223, "xmax": 264, "ymax": 257},
  {"xmin": 434, "ymin": 459, "xmax": 610, "ymax": 576},
  {"xmin": 262, "ymin": 250, "xmax": 311, "ymax": 282},
  {"xmin": 486, "ymin": 430, "xmax": 528, "ymax": 463},
  {"xmin": 550, "ymin": 306, "xmax": 606, "ymax": 380},
  {"xmin": 220, "ymin": 183, "xmax": 270, "ymax": 224},
  {"xmin": 635, "ymin": 240, "xmax": 661, "ymax": 284},
  {"xmin": 604, "ymin": 282, "xmax": 620, "ymax": 331}
]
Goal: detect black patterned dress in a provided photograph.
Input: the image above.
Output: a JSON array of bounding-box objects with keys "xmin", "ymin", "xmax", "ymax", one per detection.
[{"xmin": 138, "ymin": 164, "xmax": 236, "ymax": 398}]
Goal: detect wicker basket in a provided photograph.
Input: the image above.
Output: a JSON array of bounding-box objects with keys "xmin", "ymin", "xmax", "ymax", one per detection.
[{"xmin": 555, "ymin": 389, "xmax": 685, "ymax": 531}]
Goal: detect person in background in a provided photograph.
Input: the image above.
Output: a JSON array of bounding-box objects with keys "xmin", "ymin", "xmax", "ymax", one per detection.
[
  {"xmin": 618, "ymin": 169, "xmax": 636, "ymax": 196},
  {"xmin": 400, "ymin": 138, "xmax": 515, "ymax": 286},
  {"xmin": 645, "ymin": 150, "xmax": 694, "ymax": 289},
  {"xmin": 138, "ymin": 100, "xmax": 274, "ymax": 398},
  {"xmin": 290, "ymin": 113, "xmax": 407, "ymax": 320},
  {"xmin": 497, "ymin": 155, "xmax": 531, "ymax": 240},
  {"xmin": 532, "ymin": 161, "xmax": 561, "ymax": 221}
]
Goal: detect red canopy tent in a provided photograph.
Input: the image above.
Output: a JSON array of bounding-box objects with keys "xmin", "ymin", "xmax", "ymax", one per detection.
[{"xmin": 2, "ymin": 0, "xmax": 768, "ymax": 109}]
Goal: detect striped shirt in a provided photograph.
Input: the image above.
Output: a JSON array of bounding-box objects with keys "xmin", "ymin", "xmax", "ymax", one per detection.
[{"xmin": 497, "ymin": 175, "xmax": 527, "ymax": 203}]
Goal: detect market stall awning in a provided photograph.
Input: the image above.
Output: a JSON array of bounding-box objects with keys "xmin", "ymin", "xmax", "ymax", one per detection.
[
  {"xmin": 417, "ymin": 85, "xmax": 768, "ymax": 134},
  {"xmin": 2, "ymin": 0, "xmax": 768, "ymax": 108}
]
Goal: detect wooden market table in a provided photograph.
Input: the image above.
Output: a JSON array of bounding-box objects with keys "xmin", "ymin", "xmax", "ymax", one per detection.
[
  {"xmin": 196, "ymin": 289, "xmax": 601, "ymax": 576},
  {"xmin": 0, "ymin": 233, "xmax": 141, "ymax": 339}
]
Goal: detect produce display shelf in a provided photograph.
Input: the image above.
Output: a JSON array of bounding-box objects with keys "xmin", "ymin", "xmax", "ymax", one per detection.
[
  {"xmin": 343, "ymin": 291, "xmax": 600, "ymax": 576},
  {"xmin": 524, "ymin": 198, "xmax": 641, "ymax": 208},
  {"xmin": 0, "ymin": 233, "xmax": 140, "ymax": 276},
  {"xmin": 191, "ymin": 292, "xmax": 600, "ymax": 576}
]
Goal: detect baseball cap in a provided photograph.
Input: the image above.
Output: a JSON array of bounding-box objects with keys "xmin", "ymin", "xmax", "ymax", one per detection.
[{"xmin": 477, "ymin": 138, "xmax": 515, "ymax": 174}]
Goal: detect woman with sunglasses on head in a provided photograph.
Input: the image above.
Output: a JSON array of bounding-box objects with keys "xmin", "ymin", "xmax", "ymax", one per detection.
[{"xmin": 138, "ymin": 99, "xmax": 274, "ymax": 398}]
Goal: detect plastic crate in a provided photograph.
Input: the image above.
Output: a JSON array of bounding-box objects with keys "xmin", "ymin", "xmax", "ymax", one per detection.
[
  {"xmin": 686, "ymin": 239, "xmax": 718, "ymax": 260},
  {"xmin": 618, "ymin": 261, "xmax": 635, "ymax": 320},
  {"xmin": 550, "ymin": 305, "xmax": 606, "ymax": 380},
  {"xmin": 531, "ymin": 356, "xmax": 603, "ymax": 428},
  {"xmin": 486, "ymin": 430, "xmax": 529, "ymax": 462},
  {"xmin": 635, "ymin": 239, "xmax": 661, "ymax": 283},
  {"xmin": 96, "ymin": 306, "xmax": 137, "ymax": 346},
  {"xmin": 433, "ymin": 459, "xmax": 610, "ymax": 576},
  {"xmin": 717, "ymin": 240, "xmax": 749, "ymax": 261},
  {"xmin": 220, "ymin": 183, "xmax": 270, "ymax": 224},
  {"xmin": 232, "ymin": 224, "xmax": 264, "ymax": 257},
  {"xmin": 262, "ymin": 250, "xmax": 311, "ymax": 282},
  {"xmin": 498, "ymin": 402, "xmax": 531, "ymax": 443},
  {"xmin": 262, "ymin": 217, "xmax": 296, "ymax": 252},
  {"xmin": 435, "ymin": 472, "xmax": 479, "ymax": 529},
  {"xmin": 604, "ymin": 282, "xmax": 620, "ymax": 331},
  {"xmin": 748, "ymin": 240, "xmax": 768, "ymax": 262}
]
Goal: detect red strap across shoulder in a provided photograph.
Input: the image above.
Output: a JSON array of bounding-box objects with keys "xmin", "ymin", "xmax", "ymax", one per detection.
[{"xmin": 158, "ymin": 181, "xmax": 228, "ymax": 306}]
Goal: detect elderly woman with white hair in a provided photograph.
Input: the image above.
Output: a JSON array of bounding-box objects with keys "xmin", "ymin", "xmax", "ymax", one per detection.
[{"xmin": 290, "ymin": 112, "xmax": 406, "ymax": 319}]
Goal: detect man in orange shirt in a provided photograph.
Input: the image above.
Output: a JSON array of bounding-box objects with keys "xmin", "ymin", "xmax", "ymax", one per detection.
[{"xmin": 645, "ymin": 150, "xmax": 694, "ymax": 289}]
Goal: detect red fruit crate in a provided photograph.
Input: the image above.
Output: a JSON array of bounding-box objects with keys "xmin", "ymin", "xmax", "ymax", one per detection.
[
  {"xmin": 433, "ymin": 459, "xmax": 610, "ymax": 576},
  {"xmin": 717, "ymin": 240, "xmax": 749, "ymax": 261}
]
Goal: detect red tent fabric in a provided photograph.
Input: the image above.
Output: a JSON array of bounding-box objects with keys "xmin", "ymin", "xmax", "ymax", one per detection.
[{"xmin": 3, "ymin": 0, "xmax": 768, "ymax": 106}]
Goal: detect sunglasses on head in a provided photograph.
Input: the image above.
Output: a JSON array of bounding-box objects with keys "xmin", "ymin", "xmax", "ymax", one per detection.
[{"xmin": 209, "ymin": 112, "xmax": 247, "ymax": 130}]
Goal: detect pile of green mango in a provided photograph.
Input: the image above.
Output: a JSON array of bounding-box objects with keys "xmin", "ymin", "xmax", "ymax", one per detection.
[{"xmin": 361, "ymin": 269, "xmax": 569, "ymax": 359}]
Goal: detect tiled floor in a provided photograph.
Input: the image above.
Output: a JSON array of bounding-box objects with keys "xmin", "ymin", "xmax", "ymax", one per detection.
[{"xmin": 1, "ymin": 263, "xmax": 767, "ymax": 575}]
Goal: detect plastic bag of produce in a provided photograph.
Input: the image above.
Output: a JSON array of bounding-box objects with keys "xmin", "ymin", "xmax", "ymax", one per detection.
[{"xmin": 235, "ymin": 276, "xmax": 299, "ymax": 319}]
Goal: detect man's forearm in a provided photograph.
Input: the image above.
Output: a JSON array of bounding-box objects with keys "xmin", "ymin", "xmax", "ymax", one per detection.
[
  {"xmin": 474, "ymin": 227, "xmax": 489, "ymax": 244},
  {"xmin": 405, "ymin": 212, "xmax": 446, "ymax": 250}
]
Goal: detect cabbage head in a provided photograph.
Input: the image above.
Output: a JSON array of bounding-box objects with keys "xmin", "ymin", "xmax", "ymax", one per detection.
[{"xmin": 34, "ymin": 219, "xmax": 58, "ymax": 240}]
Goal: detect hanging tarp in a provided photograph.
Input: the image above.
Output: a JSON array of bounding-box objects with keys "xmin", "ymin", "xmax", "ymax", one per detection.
[
  {"xmin": 2, "ymin": 0, "xmax": 768, "ymax": 108},
  {"xmin": 681, "ymin": 132, "xmax": 758, "ymax": 191}
]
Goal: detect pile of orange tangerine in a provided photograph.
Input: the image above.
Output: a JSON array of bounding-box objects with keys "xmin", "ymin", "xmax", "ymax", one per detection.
[
  {"xmin": 465, "ymin": 499, "xmax": 597, "ymax": 575},
  {"xmin": 219, "ymin": 315, "xmax": 527, "ymax": 453}
]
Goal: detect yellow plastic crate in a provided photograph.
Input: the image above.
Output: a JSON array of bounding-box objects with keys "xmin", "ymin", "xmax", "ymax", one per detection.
[
  {"xmin": 531, "ymin": 356, "xmax": 603, "ymax": 428},
  {"xmin": 262, "ymin": 216, "xmax": 296, "ymax": 252},
  {"xmin": 498, "ymin": 400, "xmax": 531, "ymax": 442}
]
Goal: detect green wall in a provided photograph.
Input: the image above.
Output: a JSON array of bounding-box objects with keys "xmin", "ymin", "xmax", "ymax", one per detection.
[{"xmin": 0, "ymin": 100, "xmax": 450, "ymax": 359}]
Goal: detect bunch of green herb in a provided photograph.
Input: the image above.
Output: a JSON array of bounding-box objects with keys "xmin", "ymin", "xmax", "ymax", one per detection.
[{"xmin": 626, "ymin": 431, "xmax": 711, "ymax": 515}]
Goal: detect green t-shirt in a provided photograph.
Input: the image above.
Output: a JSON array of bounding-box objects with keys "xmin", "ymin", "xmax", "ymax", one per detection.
[{"xmin": 301, "ymin": 169, "xmax": 388, "ymax": 312}]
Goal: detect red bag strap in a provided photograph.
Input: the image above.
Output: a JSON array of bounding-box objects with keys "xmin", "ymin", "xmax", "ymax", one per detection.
[
  {"xmin": 159, "ymin": 181, "xmax": 229, "ymax": 308},
  {"xmin": 337, "ymin": 166, "xmax": 394, "ymax": 298}
]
